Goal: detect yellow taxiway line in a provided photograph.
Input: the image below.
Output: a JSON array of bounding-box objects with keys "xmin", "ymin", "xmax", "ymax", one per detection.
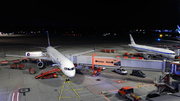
[
  {"xmin": 58, "ymin": 69, "xmax": 81, "ymax": 100},
  {"xmin": 67, "ymin": 81, "xmax": 80, "ymax": 98}
]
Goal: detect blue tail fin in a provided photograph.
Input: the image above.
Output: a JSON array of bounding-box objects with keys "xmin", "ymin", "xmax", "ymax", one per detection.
[
  {"xmin": 47, "ymin": 31, "xmax": 50, "ymax": 46},
  {"xmin": 177, "ymin": 25, "xmax": 180, "ymax": 34},
  {"xmin": 129, "ymin": 34, "xmax": 136, "ymax": 44}
]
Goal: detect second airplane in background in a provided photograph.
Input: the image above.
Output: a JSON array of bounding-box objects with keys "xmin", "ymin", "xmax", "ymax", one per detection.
[{"xmin": 128, "ymin": 34, "xmax": 178, "ymax": 59}]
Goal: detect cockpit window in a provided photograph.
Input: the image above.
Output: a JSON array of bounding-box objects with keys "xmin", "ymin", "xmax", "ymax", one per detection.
[
  {"xmin": 64, "ymin": 67, "xmax": 75, "ymax": 70},
  {"xmin": 170, "ymin": 53, "xmax": 175, "ymax": 55}
]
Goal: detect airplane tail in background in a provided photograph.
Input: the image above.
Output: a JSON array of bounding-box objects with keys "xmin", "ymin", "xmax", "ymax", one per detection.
[
  {"xmin": 177, "ymin": 25, "xmax": 180, "ymax": 34},
  {"xmin": 129, "ymin": 34, "xmax": 136, "ymax": 44},
  {"xmin": 47, "ymin": 31, "xmax": 51, "ymax": 46}
]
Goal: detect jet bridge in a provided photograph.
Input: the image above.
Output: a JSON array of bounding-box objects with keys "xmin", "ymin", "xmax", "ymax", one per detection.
[
  {"xmin": 74, "ymin": 55, "xmax": 169, "ymax": 72},
  {"xmin": 121, "ymin": 58, "xmax": 168, "ymax": 72}
]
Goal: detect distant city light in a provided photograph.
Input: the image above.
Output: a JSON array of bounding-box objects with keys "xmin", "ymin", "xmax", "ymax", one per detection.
[
  {"xmin": 159, "ymin": 34, "xmax": 163, "ymax": 37},
  {"xmin": 164, "ymin": 30, "xmax": 168, "ymax": 32},
  {"xmin": 157, "ymin": 38, "xmax": 160, "ymax": 41}
]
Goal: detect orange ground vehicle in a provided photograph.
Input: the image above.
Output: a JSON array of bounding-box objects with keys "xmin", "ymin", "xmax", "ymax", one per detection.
[
  {"xmin": 10, "ymin": 64, "xmax": 17, "ymax": 69},
  {"xmin": 90, "ymin": 67, "xmax": 105, "ymax": 77},
  {"xmin": 106, "ymin": 49, "xmax": 111, "ymax": 53},
  {"xmin": 35, "ymin": 68, "xmax": 60, "ymax": 79},
  {"xmin": 18, "ymin": 64, "xmax": 26, "ymax": 70},
  {"xmin": 118, "ymin": 86, "xmax": 140, "ymax": 101},
  {"xmin": 101, "ymin": 49, "xmax": 106, "ymax": 52},
  {"xmin": 1, "ymin": 60, "xmax": 9, "ymax": 65},
  {"xmin": 111, "ymin": 49, "xmax": 116, "ymax": 53},
  {"xmin": 13, "ymin": 60, "xmax": 20, "ymax": 64},
  {"xmin": 29, "ymin": 67, "xmax": 36, "ymax": 74}
]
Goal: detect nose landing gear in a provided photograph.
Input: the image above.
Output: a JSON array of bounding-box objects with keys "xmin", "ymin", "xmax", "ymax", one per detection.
[{"xmin": 66, "ymin": 77, "xmax": 69, "ymax": 82}]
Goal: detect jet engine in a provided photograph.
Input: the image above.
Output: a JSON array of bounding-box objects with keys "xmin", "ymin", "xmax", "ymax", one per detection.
[
  {"xmin": 37, "ymin": 61, "xmax": 44, "ymax": 68},
  {"xmin": 143, "ymin": 54, "xmax": 151, "ymax": 59}
]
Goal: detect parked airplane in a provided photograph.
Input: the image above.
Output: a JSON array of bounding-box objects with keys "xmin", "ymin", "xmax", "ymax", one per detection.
[
  {"xmin": 4, "ymin": 33, "xmax": 95, "ymax": 81},
  {"xmin": 177, "ymin": 25, "xmax": 180, "ymax": 34},
  {"xmin": 128, "ymin": 34, "xmax": 178, "ymax": 59}
]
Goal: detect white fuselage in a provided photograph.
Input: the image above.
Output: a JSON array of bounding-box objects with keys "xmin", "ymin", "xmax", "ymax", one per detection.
[
  {"xmin": 129, "ymin": 44, "xmax": 177, "ymax": 59},
  {"xmin": 46, "ymin": 46, "xmax": 75, "ymax": 77}
]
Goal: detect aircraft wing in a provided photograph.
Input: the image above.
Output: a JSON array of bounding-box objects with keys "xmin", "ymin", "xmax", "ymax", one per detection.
[
  {"xmin": 136, "ymin": 52, "xmax": 157, "ymax": 55},
  {"xmin": 5, "ymin": 54, "xmax": 52, "ymax": 60},
  {"xmin": 160, "ymin": 39, "xmax": 180, "ymax": 44},
  {"xmin": 72, "ymin": 50, "xmax": 95, "ymax": 56}
]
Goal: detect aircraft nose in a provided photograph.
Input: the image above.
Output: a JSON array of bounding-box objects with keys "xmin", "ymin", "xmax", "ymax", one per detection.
[{"xmin": 66, "ymin": 70, "xmax": 75, "ymax": 77}]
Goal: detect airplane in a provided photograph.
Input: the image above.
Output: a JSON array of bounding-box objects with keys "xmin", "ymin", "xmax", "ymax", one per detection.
[
  {"xmin": 177, "ymin": 25, "xmax": 180, "ymax": 34},
  {"xmin": 128, "ymin": 34, "xmax": 178, "ymax": 59},
  {"xmin": 4, "ymin": 33, "xmax": 95, "ymax": 81}
]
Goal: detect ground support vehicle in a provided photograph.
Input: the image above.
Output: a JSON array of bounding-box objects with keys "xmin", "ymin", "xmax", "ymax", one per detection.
[
  {"xmin": 114, "ymin": 67, "xmax": 127, "ymax": 75},
  {"xmin": 29, "ymin": 67, "xmax": 36, "ymax": 74},
  {"xmin": 18, "ymin": 64, "xmax": 26, "ymax": 70},
  {"xmin": 10, "ymin": 64, "xmax": 17, "ymax": 69},
  {"xmin": 118, "ymin": 86, "xmax": 140, "ymax": 101},
  {"xmin": 131, "ymin": 70, "xmax": 146, "ymax": 78},
  {"xmin": 1, "ymin": 60, "xmax": 9, "ymax": 65},
  {"xmin": 35, "ymin": 68, "xmax": 60, "ymax": 79},
  {"xmin": 13, "ymin": 60, "xmax": 21, "ymax": 64}
]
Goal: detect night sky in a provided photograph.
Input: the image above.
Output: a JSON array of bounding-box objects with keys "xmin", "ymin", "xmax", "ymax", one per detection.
[{"xmin": 0, "ymin": 0, "xmax": 179, "ymax": 29}]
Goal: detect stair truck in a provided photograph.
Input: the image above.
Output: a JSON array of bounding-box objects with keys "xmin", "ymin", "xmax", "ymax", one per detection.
[{"xmin": 35, "ymin": 68, "xmax": 61, "ymax": 79}]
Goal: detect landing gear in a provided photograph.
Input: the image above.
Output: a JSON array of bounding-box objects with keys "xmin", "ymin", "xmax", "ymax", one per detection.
[{"xmin": 66, "ymin": 77, "xmax": 69, "ymax": 82}]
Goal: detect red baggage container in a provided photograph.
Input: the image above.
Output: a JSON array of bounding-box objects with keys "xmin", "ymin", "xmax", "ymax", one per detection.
[
  {"xmin": 10, "ymin": 64, "xmax": 17, "ymax": 69},
  {"xmin": 1, "ymin": 60, "xmax": 8, "ymax": 65},
  {"xmin": 18, "ymin": 64, "xmax": 25, "ymax": 70},
  {"xmin": 13, "ymin": 60, "xmax": 20, "ymax": 64},
  {"xmin": 106, "ymin": 49, "xmax": 111, "ymax": 53}
]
